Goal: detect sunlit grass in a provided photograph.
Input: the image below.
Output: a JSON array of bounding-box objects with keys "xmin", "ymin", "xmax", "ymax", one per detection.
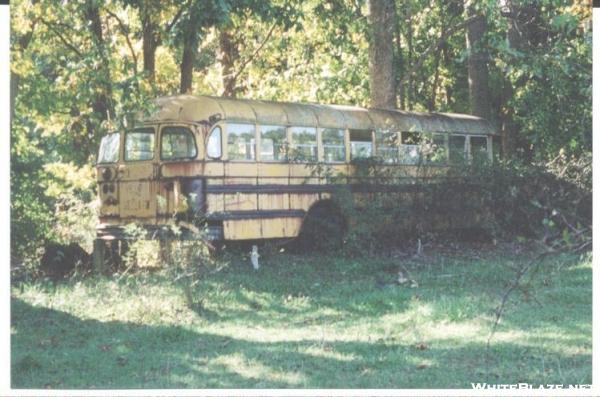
[{"xmin": 11, "ymin": 248, "xmax": 591, "ymax": 388}]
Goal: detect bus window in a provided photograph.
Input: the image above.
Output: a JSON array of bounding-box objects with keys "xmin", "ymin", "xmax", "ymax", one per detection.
[
  {"xmin": 470, "ymin": 136, "xmax": 489, "ymax": 163},
  {"xmin": 375, "ymin": 130, "xmax": 399, "ymax": 163},
  {"xmin": 98, "ymin": 133, "xmax": 120, "ymax": 163},
  {"xmin": 449, "ymin": 135, "xmax": 467, "ymax": 163},
  {"xmin": 161, "ymin": 127, "xmax": 197, "ymax": 160},
  {"xmin": 400, "ymin": 131, "xmax": 421, "ymax": 164},
  {"xmin": 350, "ymin": 130, "xmax": 373, "ymax": 159},
  {"xmin": 125, "ymin": 128, "xmax": 155, "ymax": 161},
  {"xmin": 424, "ymin": 133, "xmax": 447, "ymax": 164},
  {"xmin": 206, "ymin": 126, "xmax": 222, "ymax": 159},
  {"xmin": 228, "ymin": 123, "xmax": 256, "ymax": 160},
  {"xmin": 322, "ymin": 128, "xmax": 345, "ymax": 163},
  {"xmin": 260, "ymin": 125, "xmax": 287, "ymax": 161},
  {"xmin": 290, "ymin": 126, "xmax": 317, "ymax": 162}
]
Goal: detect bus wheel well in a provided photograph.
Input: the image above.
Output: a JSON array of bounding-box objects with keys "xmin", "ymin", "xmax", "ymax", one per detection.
[
  {"xmin": 305, "ymin": 199, "xmax": 345, "ymax": 222},
  {"xmin": 295, "ymin": 199, "xmax": 346, "ymax": 251}
]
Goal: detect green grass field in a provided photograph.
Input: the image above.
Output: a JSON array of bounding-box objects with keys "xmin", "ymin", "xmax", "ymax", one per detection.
[{"xmin": 11, "ymin": 244, "xmax": 591, "ymax": 389}]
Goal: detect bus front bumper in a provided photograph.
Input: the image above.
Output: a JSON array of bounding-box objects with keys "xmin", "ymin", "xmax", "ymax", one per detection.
[{"xmin": 96, "ymin": 223, "xmax": 224, "ymax": 241}]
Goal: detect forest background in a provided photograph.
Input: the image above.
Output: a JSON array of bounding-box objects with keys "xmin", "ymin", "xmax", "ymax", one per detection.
[{"xmin": 10, "ymin": 0, "xmax": 591, "ymax": 262}]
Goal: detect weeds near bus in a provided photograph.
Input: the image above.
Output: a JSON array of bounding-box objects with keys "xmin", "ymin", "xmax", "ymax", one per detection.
[
  {"xmin": 307, "ymin": 155, "xmax": 592, "ymax": 256},
  {"xmin": 165, "ymin": 225, "xmax": 227, "ymax": 311},
  {"xmin": 119, "ymin": 223, "xmax": 227, "ymax": 311}
]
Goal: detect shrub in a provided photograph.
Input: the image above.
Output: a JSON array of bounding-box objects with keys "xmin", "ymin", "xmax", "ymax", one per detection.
[{"xmin": 317, "ymin": 156, "xmax": 591, "ymax": 256}]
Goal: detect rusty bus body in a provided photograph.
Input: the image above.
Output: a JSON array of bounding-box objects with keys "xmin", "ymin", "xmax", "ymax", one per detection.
[{"xmin": 95, "ymin": 95, "xmax": 495, "ymax": 248}]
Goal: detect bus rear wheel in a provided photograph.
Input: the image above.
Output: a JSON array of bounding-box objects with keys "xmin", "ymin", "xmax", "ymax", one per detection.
[{"xmin": 295, "ymin": 201, "xmax": 346, "ymax": 252}]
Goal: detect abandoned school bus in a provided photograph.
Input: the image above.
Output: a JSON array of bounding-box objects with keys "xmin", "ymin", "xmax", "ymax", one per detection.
[{"xmin": 95, "ymin": 94, "xmax": 495, "ymax": 256}]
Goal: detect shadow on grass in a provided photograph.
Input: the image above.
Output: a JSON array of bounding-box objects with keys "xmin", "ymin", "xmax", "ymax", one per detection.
[
  {"xmin": 208, "ymin": 251, "xmax": 591, "ymax": 327},
  {"xmin": 12, "ymin": 297, "xmax": 591, "ymax": 389}
]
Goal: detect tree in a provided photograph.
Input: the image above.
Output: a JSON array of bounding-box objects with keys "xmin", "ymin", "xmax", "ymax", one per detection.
[
  {"xmin": 172, "ymin": 0, "xmax": 230, "ymax": 94},
  {"xmin": 9, "ymin": 0, "xmax": 592, "ymax": 262},
  {"xmin": 367, "ymin": 0, "xmax": 396, "ymax": 109},
  {"xmin": 84, "ymin": 0, "xmax": 115, "ymax": 122},
  {"xmin": 216, "ymin": 0, "xmax": 301, "ymax": 97},
  {"xmin": 464, "ymin": 0, "xmax": 491, "ymax": 120},
  {"xmin": 136, "ymin": 0, "xmax": 187, "ymax": 82},
  {"xmin": 494, "ymin": 0, "xmax": 591, "ymax": 160},
  {"xmin": 10, "ymin": 4, "xmax": 36, "ymax": 128}
]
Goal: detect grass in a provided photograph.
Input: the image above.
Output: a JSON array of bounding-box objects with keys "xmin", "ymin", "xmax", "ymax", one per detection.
[{"xmin": 11, "ymin": 244, "xmax": 592, "ymax": 389}]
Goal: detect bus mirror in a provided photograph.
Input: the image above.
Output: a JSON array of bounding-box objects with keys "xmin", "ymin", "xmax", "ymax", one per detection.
[{"xmin": 208, "ymin": 113, "xmax": 222, "ymax": 125}]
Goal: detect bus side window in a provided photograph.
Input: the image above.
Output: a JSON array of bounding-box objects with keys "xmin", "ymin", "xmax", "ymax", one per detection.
[
  {"xmin": 470, "ymin": 136, "xmax": 489, "ymax": 163},
  {"xmin": 449, "ymin": 135, "xmax": 467, "ymax": 163},
  {"xmin": 400, "ymin": 131, "xmax": 421, "ymax": 164},
  {"xmin": 424, "ymin": 133, "xmax": 447, "ymax": 164},
  {"xmin": 228, "ymin": 123, "xmax": 256, "ymax": 160},
  {"xmin": 349, "ymin": 129, "xmax": 373, "ymax": 159},
  {"xmin": 207, "ymin": 126, "xmax": 222, "ymax": 159},
  {"xmin": 290, "ymin": 126, "xmax": 318, "ymax": 162},
  {"xmin": 261, "ymin": 125, "xmax": 287, "ymax": 161},
  {"xmin": 322, "ymin": 128, "xmax": 345, "ymax": 163},
  {"xmin": 375, "ymin": 130, "xmax": 399, "ymax": 163}
]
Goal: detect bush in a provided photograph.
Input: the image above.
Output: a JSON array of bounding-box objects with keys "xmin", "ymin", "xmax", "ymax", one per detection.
[{"xmin": 321, "ymin": 156, "xmax": 591, "ymax": 256}]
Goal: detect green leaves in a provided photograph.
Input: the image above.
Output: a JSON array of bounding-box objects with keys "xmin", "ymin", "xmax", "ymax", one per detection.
[{"xmin": 9, "ymin": 0, "xmax": 591, "ymax": 263}]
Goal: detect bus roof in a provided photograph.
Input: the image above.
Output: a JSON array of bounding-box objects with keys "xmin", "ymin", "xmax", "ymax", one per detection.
[{"xmin": 146, "ymin": 95, "xmax": 496, "ymax": 136}]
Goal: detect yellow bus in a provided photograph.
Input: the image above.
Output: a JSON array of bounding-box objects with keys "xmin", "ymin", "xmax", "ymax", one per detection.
[{"xmin": 95, "ymin": 94, "xmax": 495, "ymax": 259}]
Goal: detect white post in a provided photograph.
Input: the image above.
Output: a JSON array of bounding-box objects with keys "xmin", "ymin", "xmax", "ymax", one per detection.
[{"xmin": 251, "ymin": 245, "xmax": 260, "ymax": 270}]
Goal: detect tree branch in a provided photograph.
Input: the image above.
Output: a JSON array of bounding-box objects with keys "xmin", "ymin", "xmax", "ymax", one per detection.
[
  {"xmin": 105, "ymin": 9, "xmax": 138, "ymax": 73},
  {"xmin": 229, "ymin": 21, "xmax": 278, "ymax": 84},
  {"xmin": 400, "ymin": 15, "xmax": 482, "ymax": 86},
  {"xmin": 40, "ymin": 19, "xmax": 83, "ymax": 58},
  {"xmin": 165, "ymin": 0, "xmax": 192, "ymax": 35}
]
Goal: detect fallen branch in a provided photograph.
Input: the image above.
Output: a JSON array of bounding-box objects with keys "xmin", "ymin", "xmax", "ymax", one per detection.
[
  {"xmin": 484, "ymin": 236, "xmax": 590, "ymax": 372},
  {"xmin": 485, "ymin": 249, "xmax": 551, "ymax": 370}
]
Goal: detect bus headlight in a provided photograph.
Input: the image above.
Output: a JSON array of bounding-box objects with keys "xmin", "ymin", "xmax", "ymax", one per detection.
[{"xmin": 102, "ymin": 167, "xmax": 113, "ymax": 181}]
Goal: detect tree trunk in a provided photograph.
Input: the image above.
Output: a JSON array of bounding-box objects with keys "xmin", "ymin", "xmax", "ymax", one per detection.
[
  {"xmin": 428, "ymin": 15, "xmax": 444, "ymax": 112},
  {"xmin": 442, "ymin": 43, "xmax": 453, "ymax": 107},
  {"xmin": 500, "ymin": 92, "xmax": 517, "ymax": 157},
  {"xmin": 428, "ymin": 49, "xmax": 441, "ymax": 111},
  {"xmin": 465, "ymin": 0, "xmax": 491, "ymax": 121},
  {"xmin": 140, "ymin": 0, "xmax": 188, "ymax": 84},
  {"xmin": 500, "ymin": 16, "xmax": 521, "ymax": 157},
  {"xmin": 84, "ymin": 0, "xmax": 114, "ymax": 121},
  {"xmin": 394, "ymin": 4, "xmax": 404, "ymax": 109},
  {"xmin": 180, "ymin": 31, "xmax": 197, "ymax": 94},
  {"xmin": 367, "ymin": 0, "xmax": 397, "ymax": 109},
  {"xmin": 406, "ymin": 5, "xmax": 413, "ymax": 110},
  {"xmin": 219, "ymin": 29, "xmax": 239, "ymax": 98},
  {"xmin": 500, "ymin": 0, "xmax": 532, "ymax": 157},
  {"xmin": 142, "ymin": 15, "xmax": 159, "ymax": 82}
]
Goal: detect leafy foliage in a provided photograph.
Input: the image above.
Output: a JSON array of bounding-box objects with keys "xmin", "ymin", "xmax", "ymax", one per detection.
[
  {"xmin": 10, "ymin": 0, "xmax": 591, "ymax": 263},
  {"xmin": 319, "ymin": 157, "xmax": 592, "ymax": 256}
]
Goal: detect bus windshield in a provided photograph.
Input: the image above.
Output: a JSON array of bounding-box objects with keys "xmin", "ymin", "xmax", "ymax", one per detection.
[{"xmin": 98, "ymin": 133, "xmax": 120, "ymax": 163}]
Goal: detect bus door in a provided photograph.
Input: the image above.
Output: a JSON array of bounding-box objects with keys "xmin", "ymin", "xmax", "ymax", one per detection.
[
  {"xmin": 157, "ymin": 124, "xmax": 203, "ymax": 219},
  {"xmin": 118, "ymin": 127, "xmax": 159, "ymax": 219}
]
